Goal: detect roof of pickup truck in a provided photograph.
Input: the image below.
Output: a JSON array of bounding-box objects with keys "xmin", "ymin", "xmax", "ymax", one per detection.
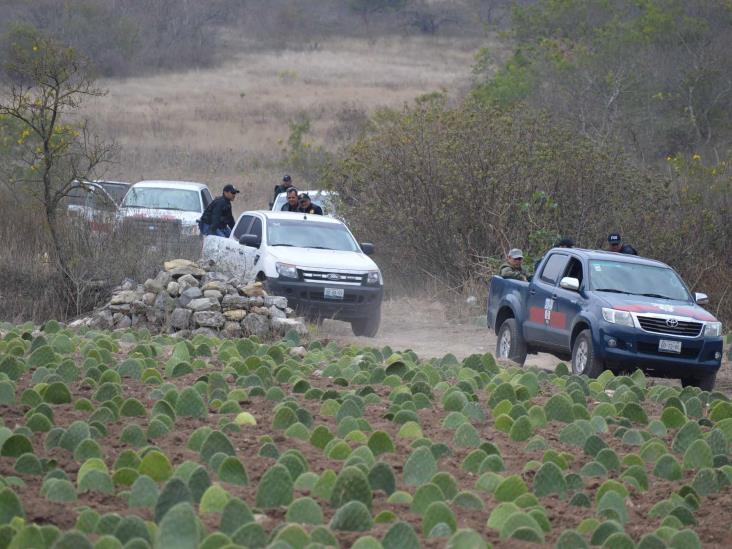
[
  {"xmin": 252, "ymin": 210, "xmax": 343, "ymax": 225},
  {"xmin": 555, "ymin": 248, "xmax": 668, "ymax": 267},
  {"xmin": 131, "ymin": 180, "xmax": 209, "ymax": 191}
]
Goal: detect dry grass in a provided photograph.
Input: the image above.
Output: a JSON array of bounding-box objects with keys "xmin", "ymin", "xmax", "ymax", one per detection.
[{"xmin": 83, "ymin": 36, "xmax": 484, "ymax": 210}]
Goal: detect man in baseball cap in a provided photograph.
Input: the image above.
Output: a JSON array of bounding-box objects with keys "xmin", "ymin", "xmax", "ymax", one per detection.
[
  {"xmin": 298, "ymin": 193, "xmax": 323, "ymax": 215},
  {"xmin": 272, "ymin": 174, "xmax": 294, "ymax": 205},
  {"xmin": 499, "ymin": 248, "xmax": 528, "ymax": 281},
  {"xmin": 608, "ymin": 233, "xmax": 638, "ymax": 255},
  {"xmin": 198, "ymin": 184, "xmax": 239, "ymax": 237}
]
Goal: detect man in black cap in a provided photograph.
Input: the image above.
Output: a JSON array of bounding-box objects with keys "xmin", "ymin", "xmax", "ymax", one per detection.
[
  {"xmin": 280, "ymin": 188, "xmax": 300, "ymax": 212},
  {"xmin": 535, "ymin": 236, "xmax": 575, "ymax": 271},
  {"xmin": 298, "ymin": 193, "xmax": 323, "ymax": 215},
  {"xmin": 272, "ymin": 175, "xmax": 293, "ymax": 205},
  {"xmin": 199, "ymin": 184, "xmax": 239, "ymax": 237},
  {"xmin": 608, "ymin": 233, "xmax": 638, "ymax": 255}
]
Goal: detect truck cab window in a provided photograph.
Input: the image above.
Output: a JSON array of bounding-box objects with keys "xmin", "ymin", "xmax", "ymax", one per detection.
[
  {"xmin": 233, "ymin": 215, "xmax": 254, "ymax": 241},
  {"xmin": 540, "ymin": 254, "xmax": 569, "ymax": 284},
  {"xmin": 249, "ymin": 218, "xmax": 263, "ymax": 240},
  {"xmin": 564, "ymin": 257, "xmax": 584, "ymax": 286},
  {"xmin": 201, "ymin": 189, "xmax": 212, "ymax": 208}
]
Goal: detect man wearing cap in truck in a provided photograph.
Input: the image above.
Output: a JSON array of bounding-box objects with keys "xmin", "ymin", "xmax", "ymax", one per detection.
[
  {"xmin": 499, "ymin": 249, "xmax": 528, "ymax": 281},
  {"xmin": 298, "ymin": 193, "xmax": 323, "ymax": 215},
  {"xmin": 199, "ymin": 184, "xmax": 239, "ymax": 237},
  {"xmin": 272, "ymin": 175, "xmax": 293, "ymax": 206},
  {"xmin": 608, "ymin": 233, "xmax": 638, "ymax": 255}
]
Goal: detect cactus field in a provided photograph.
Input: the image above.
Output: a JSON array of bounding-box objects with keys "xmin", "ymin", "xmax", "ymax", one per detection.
[{"xmin": 1, "ymin": 321, "xmax": 732, "ymax": 548}]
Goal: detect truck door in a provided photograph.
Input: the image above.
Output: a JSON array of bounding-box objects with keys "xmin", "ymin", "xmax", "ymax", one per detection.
[
  {"xmin": 241, "ymin": 216, "xmax": 263, "ymax": 283},
  {"xmin": 552, "ymin": 256, "xmax": 586, "ymax": 351},
  {"xmin": 524, "ymin": 253, "xmax": 570, "ymax": 347},
  {"xmin": 202, "ymin": 214, "xmax": 253, "ymax": 279}
]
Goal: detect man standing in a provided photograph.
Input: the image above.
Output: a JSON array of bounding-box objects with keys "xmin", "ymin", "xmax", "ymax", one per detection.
[
  {"xmin": 272, "ymin": 175, "xmax": 293, "ymax": 205},
  {"xmin": 280, "ymin": 188, "xmax": 300, "ymax": 212},
  {"xmin": 499, "ymin": 249, "xmax": 528, "ymax": 281},
  {"xmin": 608, "ymin": 233, "xmax": 638, "ymax": 255},
  {"xmin": 199, "ymin": 184, "xmax": 239, "ymax": 237},
  {"xmin": 298, "ymin": 193, "xmax": 323, "ymax": 215}
]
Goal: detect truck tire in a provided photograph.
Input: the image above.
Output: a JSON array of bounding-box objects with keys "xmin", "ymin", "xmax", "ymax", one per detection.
[
  {"xmin": 496, "ymin": 318, "xmax": 527, "ymax": 366},
  {"xmin": 351, "ymin": 311, "xmax": 380, "ymax": 338},
  {"xmin": 682, "ymin": 372, "xmax": 717, "ymax": 392},
  {"xmin": 571, "ymin": 329, "xmax": 605, "ymax": 378}
]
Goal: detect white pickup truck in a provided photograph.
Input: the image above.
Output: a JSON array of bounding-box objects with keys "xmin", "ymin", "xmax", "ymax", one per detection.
[{"xmin": 201, "ymin": 210, "xmax": 384, "ymax": 336}]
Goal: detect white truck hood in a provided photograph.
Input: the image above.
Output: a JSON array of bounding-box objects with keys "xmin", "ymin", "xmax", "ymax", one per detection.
[
  {"xmin": 119, "ymin": 207, "xmax": 200, "ymax": 226},
  {"xmin": 269, "ymin": 246, "xmax": 378, "ymax": 272}
]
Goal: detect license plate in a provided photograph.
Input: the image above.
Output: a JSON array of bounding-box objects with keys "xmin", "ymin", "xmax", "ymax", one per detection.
[
  {"xmin": 324, "ymin": 288, "xmax": 344, "ymax": 300},
  {"xmin": 659, "ymin": 339, "xmax": 682, "ymax": 354}
]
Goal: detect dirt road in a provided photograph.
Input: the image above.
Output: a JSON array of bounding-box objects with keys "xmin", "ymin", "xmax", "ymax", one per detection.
[
  {"xmin": 318, "ymin": 297, "xmax": 732, "ymax": 392},
  {"xmin": 316, "ymin": 298, "xmax": 563, "ymax": 370}
]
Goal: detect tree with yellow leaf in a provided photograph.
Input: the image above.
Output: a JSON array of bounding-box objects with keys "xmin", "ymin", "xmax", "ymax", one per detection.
[{"xmin": 0, "ymin": 26, "xmax": 116, "ymax": 301}]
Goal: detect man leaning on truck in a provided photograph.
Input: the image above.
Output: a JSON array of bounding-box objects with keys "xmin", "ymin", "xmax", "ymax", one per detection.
[
  {"xmin": 499, "ymin": 249, "xmax": 528, "ymax": 281},
  {"xmin": 199, "ymin": 184, "xmax": 239, "ymax": 237}
]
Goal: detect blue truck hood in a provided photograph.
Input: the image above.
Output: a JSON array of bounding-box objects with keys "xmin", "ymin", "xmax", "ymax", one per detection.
[{"xmin": 594, "ymin": 293, "xmax": 717, "ymax": 322}]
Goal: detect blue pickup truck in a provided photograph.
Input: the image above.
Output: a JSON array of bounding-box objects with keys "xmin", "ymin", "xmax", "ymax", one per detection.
[{"xmin": 486, "ymin": 249, "xmax": 724, "ymax": 390}]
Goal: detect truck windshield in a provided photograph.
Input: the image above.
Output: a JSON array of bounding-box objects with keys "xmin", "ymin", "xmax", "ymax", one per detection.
[
  {"xmin": 121, "ymin": 188, "xmax": 201, "ymax": 212},
  {"xmin": 98, "ymin": 182, "xmax": 129, "ymax": 205},
  {"xmin": 267, "ymin": 220, "xmax": 359, "ymax": 252},
  {"xmin": 589, "ymin": 260, "xmax": 691, "ymax": 301}
]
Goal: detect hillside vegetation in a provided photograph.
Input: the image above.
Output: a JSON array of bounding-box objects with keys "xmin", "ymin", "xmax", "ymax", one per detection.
[{"xmin": 327, "ymin": 0, "xmax": 732, "ymax": 322}]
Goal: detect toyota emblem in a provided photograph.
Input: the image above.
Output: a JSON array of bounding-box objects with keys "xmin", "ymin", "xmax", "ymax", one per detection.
[{"xmin": 666, "ymin": 318, "xmax": 679, "ymax": 328}]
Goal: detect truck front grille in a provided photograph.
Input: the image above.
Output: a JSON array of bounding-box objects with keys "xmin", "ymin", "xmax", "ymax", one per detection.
[
  {"xmin": 299, "ymin": 269, "xmax": 365, "ymax": 285},
  {"xmin": 637, "ymin": 316, "xmax": 702, "ymax": 337}
]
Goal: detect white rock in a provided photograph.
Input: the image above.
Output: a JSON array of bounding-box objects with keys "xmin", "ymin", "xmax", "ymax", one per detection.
[{"xmin": 167, "ymin": 281, "xmax": 180, "ymax": 297}]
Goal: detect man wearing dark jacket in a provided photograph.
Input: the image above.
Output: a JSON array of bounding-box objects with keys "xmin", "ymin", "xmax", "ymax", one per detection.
[
  {"xmin": 199, "ymin": 184, "xmax": 239, "ymax": 237},
  {"xmin": 608, "ymin": 233, "xmax": 638, "ymax": 255},
  {"xmin": 272, "ymin": 175, "xmax": 293, "ymax": 205},
  {"xmin": 298, "ymin": 193, "xmax": 323, "ymax": 215}
]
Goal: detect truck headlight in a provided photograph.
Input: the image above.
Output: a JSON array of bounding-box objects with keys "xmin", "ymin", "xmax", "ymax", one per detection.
[
  {"xmin": 366, "ymin": 270, "xmax": 382, "ymax": 285},
  {"xmin": 276, "ymin": 262, "xmax": 298, "ymax": 279},
  {"xmin": 602, "ymin": 308, "xmax": 634, "ymax": 327},
  {"xmin": 704, "ymin": 322, "xmax": 722, "ymax": 337}
]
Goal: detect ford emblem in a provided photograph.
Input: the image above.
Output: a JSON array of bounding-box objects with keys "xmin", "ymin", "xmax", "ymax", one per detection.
[
  {"xmin": 326, "ymin": 273, "xmax": 340, "ymax": 281},
  {"xmin": 666, "ymin": 318, "xmax": 679, "ymax": 328}
]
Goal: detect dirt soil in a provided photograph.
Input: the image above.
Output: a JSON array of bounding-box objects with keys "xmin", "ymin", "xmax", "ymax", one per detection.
[{"xmin": 319, "ymin": 298, "xmax": 732, "ymax": 394}]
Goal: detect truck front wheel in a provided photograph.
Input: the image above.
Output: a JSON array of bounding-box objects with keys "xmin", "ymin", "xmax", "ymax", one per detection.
[
  {"xmin": 571, "ymin": 330, "xmax": 605, "ymax": 378},
  {"xmin": 681, "ymin": 372, "xmax": 717, "ymax": 392},
  {"xmin": 496, "ymin": 318, "xmax": 527, "ymax": 366},
  {"xmin": 351, "ymin": 310, "xmax": 381, "ymax": 337}
]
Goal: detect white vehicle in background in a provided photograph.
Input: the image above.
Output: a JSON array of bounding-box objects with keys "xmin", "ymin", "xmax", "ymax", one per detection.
[
  {"xmin": 272, "ymin": 190, "xmax": 338, "ymax": 217},
  {"xmin": 61, "ymin": 180, "xmax": 130, "ymax": 231},
  {"xmin": 202, "ymin": 210, "xmax": 383, "ymax": 336},
  {"xmin": 117, "ymin": 180, "xmax": 213, "ymax": 237}
]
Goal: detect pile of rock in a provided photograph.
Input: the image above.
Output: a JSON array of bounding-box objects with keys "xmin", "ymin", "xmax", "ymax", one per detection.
[{"xmin": 77, "ymin": 259, "xmax": 308, "ymax": 339}]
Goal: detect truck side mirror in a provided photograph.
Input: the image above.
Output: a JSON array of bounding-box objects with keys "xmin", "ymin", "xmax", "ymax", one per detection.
[
  {"xmin": 239, "ymin": 234, "xmax": 261, "ymax": 248},
  {"xmin": 695, "ymin": 292, "xmax": 709, "ymax": 305},
  {"xmin": 559, "ymin": 277, "xmax": 580, "ymax": 291},
  {"xmin": 360, "ymin": 242, "xmax": 375, "ymax": 255}
]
